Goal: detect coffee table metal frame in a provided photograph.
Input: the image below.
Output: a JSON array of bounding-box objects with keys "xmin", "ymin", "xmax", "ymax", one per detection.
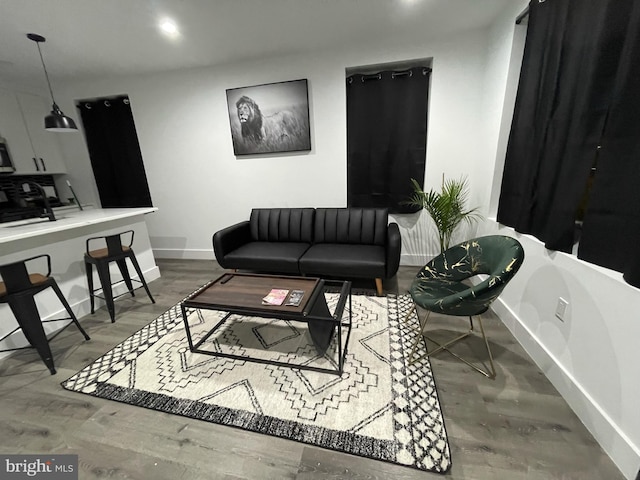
[{"xmin": 180, "ymin": 273, "xmax": 352, "ymax": 375}]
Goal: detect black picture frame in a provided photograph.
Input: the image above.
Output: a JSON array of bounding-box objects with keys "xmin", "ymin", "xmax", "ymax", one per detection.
[{"xmin": 226, "ymin": 79, "xmax": 311, "ymax": 155}]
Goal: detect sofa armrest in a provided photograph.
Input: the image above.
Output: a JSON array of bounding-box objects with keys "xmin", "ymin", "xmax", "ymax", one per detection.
[
  {"xmin": 213, "ymin": 221, "xmax": 251, "ymax": 268},
  {"xmin": 386, "ymin": 222, "xmax": 401, "ymax": 278}
]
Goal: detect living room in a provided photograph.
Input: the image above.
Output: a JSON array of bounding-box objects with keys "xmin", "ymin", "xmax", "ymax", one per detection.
[{"xmin": 0, "ymin": 1, "xmax": 638, "ymax": 479}]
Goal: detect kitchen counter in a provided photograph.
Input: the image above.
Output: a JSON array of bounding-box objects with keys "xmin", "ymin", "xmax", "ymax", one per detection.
[
  {"xmin": 0, "ymin": 206, "xmax": 157, "ymax": 244},
  {"xmin": 0, "ymin": 206, "xmax": 160, "ymax": 361}
]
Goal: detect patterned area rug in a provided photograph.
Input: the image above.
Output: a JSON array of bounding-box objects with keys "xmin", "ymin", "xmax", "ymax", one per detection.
[{"xmin": 62, "ymin": 292, "xmax": 451, "ymax": 473}]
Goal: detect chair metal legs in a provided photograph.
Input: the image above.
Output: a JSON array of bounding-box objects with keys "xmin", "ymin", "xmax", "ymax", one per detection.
[
  {"xmin": 404, "ymin": 304, "xmax": 416, "ymax": 323},
  {"xmin": 3, "ymin": 280, "xmax": 90, "ymax": 375},
  {"xmin": 94, "ymin": 260, "xmax": 116, "ymax": 323},
  {"xmin": 85, "ymin": 251, "xmax": 155, "ymax": 323},
  {"xmin": 6, "ymin": 294, "xmax": 56, "ymax": 374},
  {"xmin": 115, "ymin": 258, "xmax": 135, "ymax": 296},
  {"xmin": 407, "ymin": 304, "xmax": 497, "ymax": 379},
  {"xmin": 127, "ymin": 253, "xmax": 155, "ymax": 306},
  {"xmin": 50, "ymin": 281, "xmax": 91, "ymax": 342}
]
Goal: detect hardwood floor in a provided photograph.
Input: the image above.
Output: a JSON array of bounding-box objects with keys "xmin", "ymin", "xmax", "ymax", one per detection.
[{"xmin": 0, "ymin": 259, "xmax": 625, "ymax": 479}]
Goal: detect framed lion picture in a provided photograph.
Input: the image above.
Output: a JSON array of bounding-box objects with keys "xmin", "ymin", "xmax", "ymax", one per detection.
[{"xmin": 226, "ymin": 79, "xmax": 311, "ymax": 155}]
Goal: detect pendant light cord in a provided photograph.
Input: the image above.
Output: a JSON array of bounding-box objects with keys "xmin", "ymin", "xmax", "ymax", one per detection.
[
  {"xmin": 27, "ymin": 32, "xmax": 78, "ymax": 131},
  {"xmin": 34, "ymin": 41, "xmax": 58, "ymax": 106}
]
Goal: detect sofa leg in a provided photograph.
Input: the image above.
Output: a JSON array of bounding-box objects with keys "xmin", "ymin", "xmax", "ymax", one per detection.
[{"xmin": 375, "ymin": 278, "xmax": 383, "ymax": 296}]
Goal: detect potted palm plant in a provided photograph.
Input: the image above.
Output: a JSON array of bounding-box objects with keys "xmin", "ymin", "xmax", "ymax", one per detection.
[{"xmin": 406, "ymin": 175, "xmax": 482, "ymax": 254}]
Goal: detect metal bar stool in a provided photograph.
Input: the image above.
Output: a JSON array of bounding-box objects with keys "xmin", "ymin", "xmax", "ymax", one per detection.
[
  {"xmin": 84, "ymin": 230, "xmax": 155, "ymax": 323},
  {"xmin": 0, "ymin": 254, "xmax": 90, "ymax": 375}
]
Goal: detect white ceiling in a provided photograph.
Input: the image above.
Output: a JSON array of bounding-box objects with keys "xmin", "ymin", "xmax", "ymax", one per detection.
[{"xmin": 0, "ymin": 0, "xmax": 515, "ymax": 90}]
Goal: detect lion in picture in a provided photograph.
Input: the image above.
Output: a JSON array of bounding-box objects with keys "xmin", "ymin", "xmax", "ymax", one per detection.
[{"xmin": 227, "ymin": 80, "xmax": 311, "ymax": 155}]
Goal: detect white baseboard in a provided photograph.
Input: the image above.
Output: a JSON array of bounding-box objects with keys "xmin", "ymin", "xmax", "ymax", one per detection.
[
  {"xmin": 153, "ymin": 248, "xmax": 214, "ymax": 260},
  {"xmin": 400, "ymin": 253, "xmax": 429, "ymax": 266},
  {"xmin": 492, "ymin": 298, "xmax": 640, "ymax": 480}
]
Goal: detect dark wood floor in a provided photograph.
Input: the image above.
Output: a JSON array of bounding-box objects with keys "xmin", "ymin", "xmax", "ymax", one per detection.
[{"xmin": 0, "ymin": 259, "xmax": 625, "ymax": 479}]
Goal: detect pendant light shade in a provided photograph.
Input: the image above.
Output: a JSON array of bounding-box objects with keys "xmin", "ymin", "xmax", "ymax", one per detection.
[
  {"xmin": 27, "ymin": 33, "xmax": 78, "ymax": 132},
  {"xmin": 45, "ymin": 103, "xmax": 78, "ymax": 131}
]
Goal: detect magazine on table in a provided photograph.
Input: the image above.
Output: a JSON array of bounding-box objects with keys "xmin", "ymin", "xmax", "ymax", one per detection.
[
  {"xmin": 262, "ymin": 288, "xmax": 289, "ymax": 306},
  {"xmin": 285, "ymin": 290, "xmax": 305, "ymax": 306}
]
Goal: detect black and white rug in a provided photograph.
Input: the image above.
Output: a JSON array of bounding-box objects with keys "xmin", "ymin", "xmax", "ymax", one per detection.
[{"xmin": 62, "ymin": 292, "xmax": 451, "ymax": 474}]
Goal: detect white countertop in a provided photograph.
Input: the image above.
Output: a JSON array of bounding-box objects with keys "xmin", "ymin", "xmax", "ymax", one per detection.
[{"xmin": 0, "ymin": 207, "xmax": 158, "ymax": 244}]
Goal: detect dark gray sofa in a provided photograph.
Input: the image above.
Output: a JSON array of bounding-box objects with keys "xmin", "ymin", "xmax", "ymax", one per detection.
[{"xmin": 212, "ymin": 207, "xmax": 401, "ymax": 295}]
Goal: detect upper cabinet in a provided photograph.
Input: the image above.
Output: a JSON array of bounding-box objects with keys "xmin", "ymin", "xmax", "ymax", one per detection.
[{"xmin": 0, "ymin": 89, "xmax": 68, "ymax": 174}]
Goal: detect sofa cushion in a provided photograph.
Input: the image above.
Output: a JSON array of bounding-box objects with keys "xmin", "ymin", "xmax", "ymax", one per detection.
[
  {"xmin": 313, "ymin": 208, "xmax": 388, "ymax": 246},
  {"xmin": 250, "ymin": 208, "xmax": 315, "ymax": 243},
  {"xmin": 224, "ymin": 242, "xmax": 310, "ymax": 274},
  {"xmin": 299, "ymin": 244, "xmax": 387, "ymax": 278}
]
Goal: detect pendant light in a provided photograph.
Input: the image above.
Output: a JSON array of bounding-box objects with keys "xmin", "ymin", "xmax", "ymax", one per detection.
[{"xmin": 27, "ymin": 33, "xmax": 78, "ymax": 132}]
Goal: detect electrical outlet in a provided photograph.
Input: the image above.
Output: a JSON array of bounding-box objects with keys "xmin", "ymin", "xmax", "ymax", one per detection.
[{"xmin": 555, "ymin": 297, "xmax": 568, "ymax": 321}]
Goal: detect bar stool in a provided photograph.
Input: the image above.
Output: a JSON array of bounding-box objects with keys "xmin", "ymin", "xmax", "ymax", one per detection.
[
  {"xmin": 84, "ymin": 229, "xmax": 155, "ymax": 323},
  {"xmin": 0, "ymin": 254, "xmax": 90, "ymax": 375}
]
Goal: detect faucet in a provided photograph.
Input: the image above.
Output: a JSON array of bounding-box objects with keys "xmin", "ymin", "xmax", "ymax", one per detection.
[{"xmin": 23, "ymin": 181, "xmax": 56, "ymax": 222}]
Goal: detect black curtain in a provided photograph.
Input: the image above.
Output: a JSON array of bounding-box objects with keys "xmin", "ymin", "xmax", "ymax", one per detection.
[
  {"xmin": 578, "ymin": 1, "xmax": 640, "ymax": 280},
  {"xmin": 497, "ymin": 0, "xmax": 632, "ymax": 252},
  {"xmin": 78, "ymin": 95, "xmax": 152, "ymax": 208},
  {"xmin": 347, "ymin": 67, "xmax": 430, "ymax": 214}
]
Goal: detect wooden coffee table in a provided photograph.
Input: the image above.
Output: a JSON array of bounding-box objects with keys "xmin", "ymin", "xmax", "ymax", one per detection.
[{"xmin": 180, "ymin": 273, "xmax": 352, "ymax": 375}]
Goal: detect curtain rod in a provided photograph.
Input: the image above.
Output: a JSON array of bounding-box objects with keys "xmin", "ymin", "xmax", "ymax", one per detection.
[
  {"xmin": 515, "ymin": 6, "xmax": 529, "ymax": 24},
  {"xmin": 348, "ymin": 67, "xmax": 432, "ymax": 83}
]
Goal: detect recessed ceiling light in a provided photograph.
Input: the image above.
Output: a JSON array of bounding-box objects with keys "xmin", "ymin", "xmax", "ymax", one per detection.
[{"xmin": 159, "ymin": 18, "xmax": 180, "ymax": 38}]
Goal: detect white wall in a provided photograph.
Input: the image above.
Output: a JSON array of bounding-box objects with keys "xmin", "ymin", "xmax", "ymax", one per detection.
[
  {"xmin": 54, "ymin": 26, "xmax": 500, "ymax": 263},
  {"xmin": 45, "ymin": 4, "xmax": 639, "ymax": 478},
  {"xmin": 483, "ymin": 6, "xmax": 529, "ymax": 217},
  {"xmin": 480, "ymin": 220, "xmax": 640, "ymax": 480}
]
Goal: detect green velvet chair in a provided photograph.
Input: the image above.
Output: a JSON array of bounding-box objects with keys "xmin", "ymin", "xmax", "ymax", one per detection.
[{"xmin": 406, "ymin": 235, "xmax": 525, "ymax": 378}]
